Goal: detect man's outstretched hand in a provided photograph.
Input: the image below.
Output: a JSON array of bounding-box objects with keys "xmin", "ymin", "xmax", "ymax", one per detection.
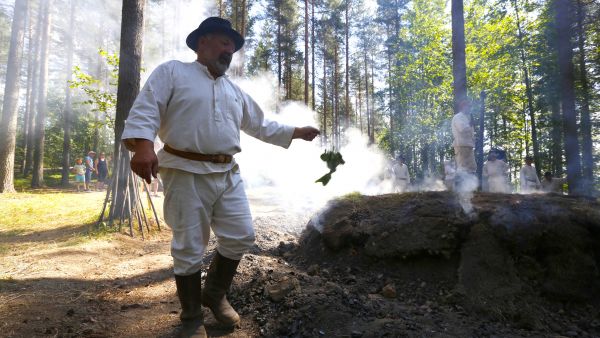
[
  {"xmin": 128, "ymin": 138, "xmax": 158, "ymax": 184},
  {"xmin": 292, "ymin": 126, "xmax": 320, "ymax": 141}
]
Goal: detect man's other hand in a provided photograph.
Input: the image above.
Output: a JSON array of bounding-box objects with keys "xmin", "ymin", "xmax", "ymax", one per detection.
[
  {"xmin": 292, "ymin": 126, "xmax": 320, "ymax": 141},
  {"xmin": 128, "ymin": 138, "xmax": 158, "ymax": 184}
]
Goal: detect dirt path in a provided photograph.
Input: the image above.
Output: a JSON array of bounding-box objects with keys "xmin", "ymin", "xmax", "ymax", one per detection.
[{"xmin": 0, "ymin": 190, "xmax": 302, "ymax": 337}]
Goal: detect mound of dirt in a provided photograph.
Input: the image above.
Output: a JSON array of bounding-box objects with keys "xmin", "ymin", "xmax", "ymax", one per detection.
[{"xmin": 274, "ymin": 191, "xmax": 600, "ymax": 336}]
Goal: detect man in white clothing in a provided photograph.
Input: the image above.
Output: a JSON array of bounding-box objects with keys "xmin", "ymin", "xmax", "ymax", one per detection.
[
  {"xmin": 519, "ymin": 156, "xmax": 540, "ymax": 193},
  {"xmin": 451, "ymin": 100, "xmax": 476, "ymax": 175},
  {"xmin": 122, "ymin": 17, "xmax": 319, "ymax": 338},
  {"xmin": 392, "ymin": 155, "xmax": 410, "ymax": 192},
  {"xmin": 451, "ymin": 100, "xmax": 477, "ymax": 193},
  {"xmin": 482, "ymin": 150, "xmax": 509, "ymax": 193}
]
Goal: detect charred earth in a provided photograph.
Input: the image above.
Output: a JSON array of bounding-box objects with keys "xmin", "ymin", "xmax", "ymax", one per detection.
[{"xmin": 230, "ymin": 191, "xmax": 600, "ymax": 337}]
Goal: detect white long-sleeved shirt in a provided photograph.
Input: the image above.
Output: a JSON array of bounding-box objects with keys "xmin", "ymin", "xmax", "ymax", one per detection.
[
  {"xmin": 451, "ymin": 111, "xmax": 474, "ymax": 148},
  {"xmin": 520, "ymin": 164, "xmax": 540, "ymax": 191},
  {"xmin": 393, "ymin": 162, "xmax": 410, "ymax": 183},
  {"xmin": 121, "ymin": 60, "xmax": 295, "ymax": 174},
  {"xmin": 483, "ymin": 159, "xmax": 509, "ymax": 193}
]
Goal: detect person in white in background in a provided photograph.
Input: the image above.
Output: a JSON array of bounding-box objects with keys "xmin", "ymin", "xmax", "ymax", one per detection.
[
  {"xmin": 451, "ymin": 99, "xmax": 476, "ymax": 182},
  {"xmin": 482, "ymin": 150, "xmax": 509, "ymax": 193},
  {"xmin": 121, "ymin": 17, "xmax": 319, "ymax": 338},
  {"xmin": 444, "ymin": 159, "xmax": 456, "ymax": 191},
  {"xmin": 392, "ymin": 155, "xmax": 410, "ymax": 192},
  {"xmin": 519, "ymin": 155, "xmax": 541, "ymax": 193}
]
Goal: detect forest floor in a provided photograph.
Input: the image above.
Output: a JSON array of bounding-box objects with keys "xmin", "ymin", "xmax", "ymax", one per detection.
[{"xmin": 1, "ymin": 187, "xmax": 599, "ymax": 337}]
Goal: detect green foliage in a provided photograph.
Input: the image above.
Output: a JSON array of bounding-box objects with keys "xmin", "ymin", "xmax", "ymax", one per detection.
[
  {"xmin": 69, "ymin": 49, "xmax": 119, "ymax": 129},
  {"xmin": 315, "ymin": 150, "xmax": 345, "ymax": 185},
  {"xmin": 14, "ymin": 170, "xmax": 63, "ymax": 191},
  {"xmin": 385, "ymin": 0, "xmax": 453, "ymax": 177}
]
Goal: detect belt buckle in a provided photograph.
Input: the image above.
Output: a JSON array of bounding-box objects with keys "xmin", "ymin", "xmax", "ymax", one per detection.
[{"xmin": 215, "ymin": 154, "xmax": 226, "ymax": 164}]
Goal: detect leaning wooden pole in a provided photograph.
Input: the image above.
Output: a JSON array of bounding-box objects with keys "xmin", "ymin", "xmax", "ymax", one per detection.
[{"xmin": 143, "ymin": 181, "xmax": 161, "ymax": 230}]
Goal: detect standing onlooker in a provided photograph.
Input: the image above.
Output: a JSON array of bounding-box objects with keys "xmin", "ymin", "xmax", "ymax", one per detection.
[
  {"xmin": 84, "ymin": 151, "xmax": 96, "ymax": 191},
  {"xmin": 95, "ymin": 152, "xmax": 109, "ymax": 190},
  {"xmin": 452, "ymin": 99, "xmax": 476, "ymax": 175},
  {"xmin": 519, "ymin": 155, "xmax": 540, "ymax": 193},
  {"xmin": 482, "ymin": 150, "xmax": 509, "ymax": 193},
  {"xmin": 71, "ymin": 158, "xmax": 86, "ymax": 192},
  {"xmin": 392, "ymin": 155, "xmax": 410, "ymax": 192}
]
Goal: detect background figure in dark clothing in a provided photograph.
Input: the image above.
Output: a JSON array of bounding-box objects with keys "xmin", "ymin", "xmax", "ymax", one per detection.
[
  {"xmin": 95, "ymin": 152, "xmax": 109, "ymax": 190},
  {"xmin": 84, "ymin": 151, "xmax": 96, "ymax": 191}
]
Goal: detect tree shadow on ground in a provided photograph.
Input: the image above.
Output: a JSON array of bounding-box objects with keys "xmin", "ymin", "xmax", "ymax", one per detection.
[
  {"xmin": 0, "ymin": 267, "xmax": 179, "ymax": 337},
  {"xmin": 0, "ymin": 223, "xmax": 94, "ymax": 246},
  {"xmin": 1, "ymin": 256, "xmax": 261, "ymax": 338}
]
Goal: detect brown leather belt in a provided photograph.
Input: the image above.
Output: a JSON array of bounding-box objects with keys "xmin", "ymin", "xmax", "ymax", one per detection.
[{"xmin": 163, "ymin": 144, "xmax": 232, "ymax": 164}]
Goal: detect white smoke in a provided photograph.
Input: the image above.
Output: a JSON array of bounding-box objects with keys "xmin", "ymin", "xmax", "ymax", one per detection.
[
  {"xmin": 233, "ymin": 73, "xmax": 397, "ymax": 231},
  {"xmin": 453, "ymin": 171, "xmax": 479, "ymax": 215}
]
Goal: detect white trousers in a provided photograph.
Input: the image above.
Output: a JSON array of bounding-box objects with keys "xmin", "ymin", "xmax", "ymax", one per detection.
[
  {"xmin": 454, "ymin": 146, "xmax": 477, "ymax": 174},
  {"xmin": 160, "ymin": 167, "xmax": 254, "ymax": 276}
]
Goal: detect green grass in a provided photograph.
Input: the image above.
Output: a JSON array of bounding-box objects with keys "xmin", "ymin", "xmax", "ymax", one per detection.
[
  {"xmin": 339, "ymin": 191, "xmax": 363, "ymax": 203},
  {"xmin": 0, "ymin": 188, "xmax": 107, "ymax": 253},
  {"xmin": 14, "ymin": 170, "xmax": 65, "ymax": 191},
  {"xmin": 2, "ymin": 171, "xmax": 164, "ymax": 257}
]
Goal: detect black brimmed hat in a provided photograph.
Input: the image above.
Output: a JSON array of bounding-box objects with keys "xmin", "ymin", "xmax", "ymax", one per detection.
[{"xmin": 186, "ymin": 17, "xmax": 244, "ymax": 52}]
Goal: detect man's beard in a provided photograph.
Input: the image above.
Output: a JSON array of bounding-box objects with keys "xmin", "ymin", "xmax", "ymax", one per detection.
[{"xmin": 211, "ymin": 53, "xmax": 232, "ymax": 76}]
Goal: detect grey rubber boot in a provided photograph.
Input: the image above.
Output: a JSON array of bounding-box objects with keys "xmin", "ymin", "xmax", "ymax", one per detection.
[
  {"xmin": 174, "ymin": 271, "xmax": 207, "ymax": 338},
  {"xmin": 201, "ymin": 252, "xmax": 241, "ymax": 326}
]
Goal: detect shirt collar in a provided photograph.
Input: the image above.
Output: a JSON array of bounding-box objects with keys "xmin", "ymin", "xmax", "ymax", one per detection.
[{"xmin": 194, "ymin": 60, "xmax": 229, "ymax": 80}]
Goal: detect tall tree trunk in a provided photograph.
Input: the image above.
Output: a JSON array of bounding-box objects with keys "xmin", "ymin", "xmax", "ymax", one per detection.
[
  {"xmin": 61, "ymin": 0, "xmax": 75, "ymax": 187},
  {"xmin": 513, "ymin": 0, "xmax": 541, "ymax": 175},
  {"xmin": 451, "ymin": 0, "xmax": 467, "ymax": 114},
  {"xmin": 387, "ymin": 50, "xmax": 394, "ymax": 154},
  {"xmin": 20, "ymin": 10, "xmax": 35, "ymax": 175},
  {"xmin": 357, "ymin": 70, "xmax": 362, "ymax": 134},
  {"xmin": 365, "ymin": 51, "xmax": 371, "ymax": 143},
  {"xmin": 523, "ymin": 105, "xmax": 529, "ymax": 155},
  {"xmin": 550, "ymin": 99, "xmax": 563, "ymax": 176},
  {"xmin": 334, "ymin": 44, "xmax": 339, "ymax": 148},
  {"xmin": 111, "ymin": 0, "xmax": 146, "ymax": 218},
  {"xmin": 0, "ymin": 0, "xmax": 28, "ymax": 193},
  {"xmin": 555, "ymin": 0, "xmax": 583, "ymax": 195},
  {"xmin": 304, "ymin": 0, "xmax": 309, "ymax": 105},
  {"xmin": 370, "ymin": 61, "xmax": 375, "ymax": 144},
  {"xmin": 24, "ymin": 19, "xmax": 40, "ymax": 178},
  {"xmin": 31, "ymin": 0, "xmax": 51, "ymax": 189},
  {"xmin": 25, "ymin": 0, "xmax": 42, "ymax": 178},
  {"xmin": 344, "ymin": 0, "xmax": 350, "ymax": 129},
  {"xmin": 310, "ymin": 0, "xmax": 315, "ymax": 111},
  {"xmin": 322, "ymin": 55, "xmax": 328, "ymax": 147},
  {"xmin": 238, "ymin": 0, "xmax": 246, "ymax": 77},
  {"xmin": 576, "ymin": 0, "xmax": 593, "ymax": 186},
  {"xmin": 276, "ymin": 3, "xmax": 282, "ymax": 104},
  {"xmin": 476, "ymin": 91, "xmax": 486, "ymax": 188}
]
